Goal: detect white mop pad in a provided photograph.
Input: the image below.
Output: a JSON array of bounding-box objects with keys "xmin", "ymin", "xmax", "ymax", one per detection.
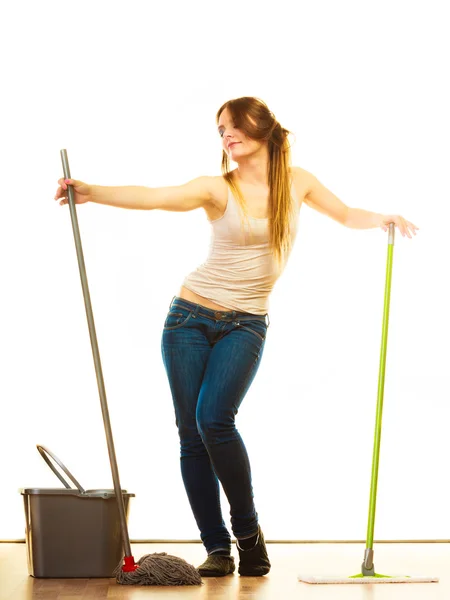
[{"xmin": 298, "ymin": 574, "xmax": 439, "ymax": 584}]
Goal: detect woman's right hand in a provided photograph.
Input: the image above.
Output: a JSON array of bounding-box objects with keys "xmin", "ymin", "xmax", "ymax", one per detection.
[{"xmin": 55, "ymin": 178, "xmax": 92, "ymax": 206}]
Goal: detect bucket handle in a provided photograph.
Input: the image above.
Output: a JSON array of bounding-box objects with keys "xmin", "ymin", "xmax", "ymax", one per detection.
[{"xmin": 37, "ymin": 445, "xmax": 86, "ymax": 494}]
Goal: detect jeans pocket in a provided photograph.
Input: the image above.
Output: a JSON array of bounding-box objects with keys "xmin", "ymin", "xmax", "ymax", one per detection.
[
  {"xmin": 237, "ymin": 320, "xmax": 267, "ymax": 342},
  {"xmin": 164, "ymin": 309, "xmax": 193, "ymax": 330}
]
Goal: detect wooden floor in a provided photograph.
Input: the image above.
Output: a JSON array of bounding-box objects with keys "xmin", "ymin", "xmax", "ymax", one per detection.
[{"xmin": 0, "ymin": 542, "xmax": 447, "ymax": 599}]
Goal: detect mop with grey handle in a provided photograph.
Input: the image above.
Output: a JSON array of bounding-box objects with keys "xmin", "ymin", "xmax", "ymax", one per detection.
[
  {"xmin": 298, "ymin": 223, "xmax": 438, "ymax": 585},
  {"xmin": 59, "ymin": 149, "xmax": 201, "ymax": 586}
]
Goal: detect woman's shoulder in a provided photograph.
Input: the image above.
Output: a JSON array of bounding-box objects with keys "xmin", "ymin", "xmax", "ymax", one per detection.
[
  {"xmin": 206, "ymin": 168, "xmax": 314, "ymax": 205},
  {"xmin": 291, "ymin": 165, "xmax": 314, "ymax": 182},
  {"xmin": 198, "ymin": 174, "xmax": 231, "ymax": 219},
  {"xmin": 291, "ymin": 166, "xmax": 315, "ymax": 203},
  {"xmin": 208, "ymin": 173, "xmax": 235, "ymax": 201},
  {"xmin": 205, "ymin": 167, "xmax": 315, "ymax": 195}
]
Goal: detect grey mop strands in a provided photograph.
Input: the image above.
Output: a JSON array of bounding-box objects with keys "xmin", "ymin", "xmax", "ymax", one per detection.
[
  {"xmin": 60, "ymin": 150, "xmax": 202, "ymax": 586},
  {"xmin": 298, "ymin": 223, "xmax": 438, "ymax": 585}
]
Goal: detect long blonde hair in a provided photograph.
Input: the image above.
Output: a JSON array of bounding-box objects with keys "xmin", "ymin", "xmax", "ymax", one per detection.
[{"xmin": 216, "ymin": 97, "xmax": 295, "ymax": 268}]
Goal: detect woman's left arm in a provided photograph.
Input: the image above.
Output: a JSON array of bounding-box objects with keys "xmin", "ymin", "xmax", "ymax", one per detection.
[{"xmin": 295, "ymin": 167, "xmax": 419, "ymax": 238}]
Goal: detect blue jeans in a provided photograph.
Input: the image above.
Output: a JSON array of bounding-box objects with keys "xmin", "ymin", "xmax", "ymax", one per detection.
[{"xmin": 161, "ymin": 296, "xmax": 270, "ymax": 555}]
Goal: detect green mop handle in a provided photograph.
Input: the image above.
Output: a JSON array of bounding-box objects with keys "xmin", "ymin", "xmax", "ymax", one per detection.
[
  {"xmin": 59, "ymin": 150, "xmax": 133, "ymax": 561},
  {"xmin": 363, "ymin": 222, "xmax": 395, "ymax": 573}
]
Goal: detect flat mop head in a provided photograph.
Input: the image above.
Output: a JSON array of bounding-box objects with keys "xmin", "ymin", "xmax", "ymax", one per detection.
[{"xmin": 298, "ymin": 573, "xmax": 439, "ymax": 584}]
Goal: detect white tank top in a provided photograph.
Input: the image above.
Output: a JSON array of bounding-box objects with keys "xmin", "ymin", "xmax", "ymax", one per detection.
[{"xmin": 182, "ymin": 180, "xmax": 301, "ymax": 315}]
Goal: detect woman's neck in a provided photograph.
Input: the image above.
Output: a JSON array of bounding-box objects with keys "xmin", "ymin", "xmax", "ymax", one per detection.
[{"xmin": 234, "ymin": 150, "xmax": 269, "ymax": 187}]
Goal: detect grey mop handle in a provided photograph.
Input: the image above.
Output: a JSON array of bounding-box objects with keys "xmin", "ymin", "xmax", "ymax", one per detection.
[{"xmin": 59, "ymin": 149, "xmax": 132, "ymax": 559}]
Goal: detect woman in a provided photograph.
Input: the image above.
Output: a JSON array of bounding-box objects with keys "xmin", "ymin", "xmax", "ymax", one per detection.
[{"xmin": 54, "ymin": 97, "xmax": 418, "ymax": 578}]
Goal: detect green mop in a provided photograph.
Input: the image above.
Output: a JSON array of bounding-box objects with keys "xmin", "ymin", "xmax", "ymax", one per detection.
[{"xmin": 298, "ymin": 223, "xmax": 438, "ymax": 585}]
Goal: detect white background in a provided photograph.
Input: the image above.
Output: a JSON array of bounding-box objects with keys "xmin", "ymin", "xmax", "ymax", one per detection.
[{"xmin": 1, "ymin": 0, "xmax": 449, "ymax": 541}]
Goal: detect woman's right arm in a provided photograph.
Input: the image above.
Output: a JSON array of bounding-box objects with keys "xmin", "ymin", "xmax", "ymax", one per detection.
[{"xmin": 55, "ymin": 176, "xmax": 215, "ymax": 212}]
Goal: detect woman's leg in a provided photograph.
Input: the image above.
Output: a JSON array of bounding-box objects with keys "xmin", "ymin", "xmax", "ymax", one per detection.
[
  {"xmin": 195, "ymin": 319, "xmax": 267, "ymax": 541},
  {"xmin": 194, "ymin": 311, "xmax": 271, "ymax": 576},
  {"xmin": 161, "ymin": 304, "xmax": 231, "ymax": 555},
  {"xmin": 161, "ymin": 298, "xmax": 269, "ymax": 557}
]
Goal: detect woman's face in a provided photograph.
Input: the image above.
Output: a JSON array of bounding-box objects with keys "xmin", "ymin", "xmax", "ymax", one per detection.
[{"xmin": 217, "ymin": 107, "xmax": 266, "ymax": 161}]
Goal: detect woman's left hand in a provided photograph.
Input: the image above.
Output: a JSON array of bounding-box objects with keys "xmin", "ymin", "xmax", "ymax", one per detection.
[{"xmin": 380, "ymin": 215, "xmax": 419, "ymax": 238}]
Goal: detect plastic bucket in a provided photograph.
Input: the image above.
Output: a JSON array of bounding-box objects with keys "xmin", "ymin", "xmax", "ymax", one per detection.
[{"xmin": 20, "ymin": 445, "xmax": 135, "ymax": 578}]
